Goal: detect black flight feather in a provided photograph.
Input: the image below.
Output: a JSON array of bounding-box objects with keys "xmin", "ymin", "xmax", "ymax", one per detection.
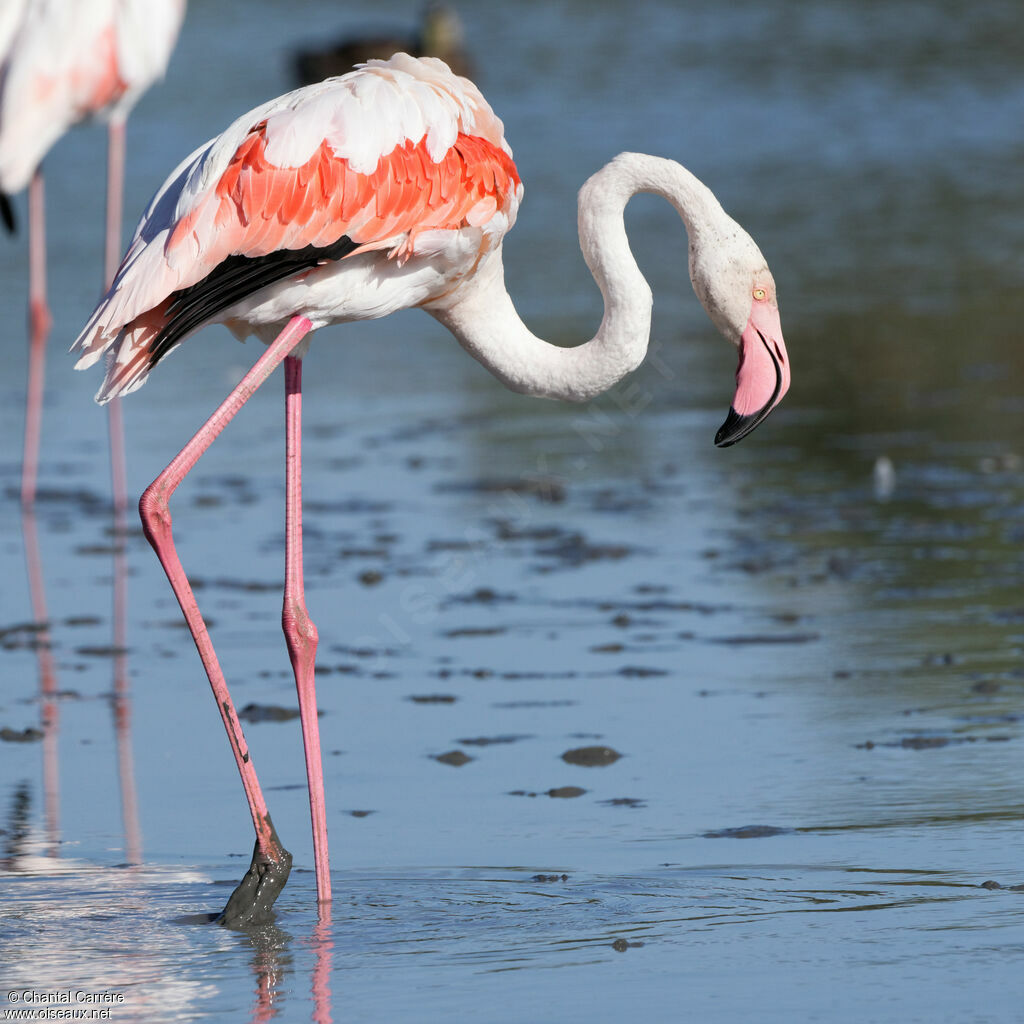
[{"xmin": 147, "ymin": 234, "xmax": 362, "ymax": 368}]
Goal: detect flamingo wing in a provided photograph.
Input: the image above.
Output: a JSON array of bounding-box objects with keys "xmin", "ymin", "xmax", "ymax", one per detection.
[{"xmin": 72, "ymin": 55, "xmax": 521, "ymax": 401}]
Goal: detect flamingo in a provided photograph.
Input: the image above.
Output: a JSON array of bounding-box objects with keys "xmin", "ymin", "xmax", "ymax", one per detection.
[
  {"xmin": 0, "ymin": 0, "xmax": 186, "ymax": 509},
  {"xmin": 72, "ymin": 53, "xmax": 791, "ymax": 925}
]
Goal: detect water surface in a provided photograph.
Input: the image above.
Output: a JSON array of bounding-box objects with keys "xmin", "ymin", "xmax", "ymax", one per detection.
[{"xmin": 1, "ymin": 1, "xmax": 1023, "ymax": 1021}]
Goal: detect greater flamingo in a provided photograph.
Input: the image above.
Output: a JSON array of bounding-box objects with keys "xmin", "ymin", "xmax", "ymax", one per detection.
[
  {"xmin": 73, "ymin": 54, "xmax": 791, "ymax": 925},
  {"xmin": 0, "ymin": 0, "xmax": 186, "ymax": 509}
]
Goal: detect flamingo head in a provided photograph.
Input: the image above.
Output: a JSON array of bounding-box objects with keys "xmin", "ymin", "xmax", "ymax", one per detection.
[{"xmin": 689, "ymin": 228, "xmax": 791, "ymax": 447}]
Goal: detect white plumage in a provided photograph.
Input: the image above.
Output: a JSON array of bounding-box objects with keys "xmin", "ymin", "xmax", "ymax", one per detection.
[{"xmin": 73, "ymin": 55, "xmax": 522, "ymax": 401}]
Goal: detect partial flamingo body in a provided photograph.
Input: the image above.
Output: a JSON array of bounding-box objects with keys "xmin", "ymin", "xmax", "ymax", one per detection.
[
  {"xmin": 74, "ymin": 53, "xmax": 791, "ymax": 924},
  {"xmin": 0, "ymin": 0, "xmax": 186, "ymax": 507}
]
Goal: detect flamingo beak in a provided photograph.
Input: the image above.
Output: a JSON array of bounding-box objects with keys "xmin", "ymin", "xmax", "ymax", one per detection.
[{"xmin": 714, "ymin": 302, "xmax": 791, "ymax": 448}]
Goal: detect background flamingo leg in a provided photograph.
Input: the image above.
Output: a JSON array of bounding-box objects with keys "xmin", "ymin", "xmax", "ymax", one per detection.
[
  {"xmin": 283, "ymin": 355, "xmax": 331, "ymax": 905},
  {"xmin": 103, "ymin": 116, "xmax": 140, "ymax": 865},
  {"xmin": 108, "ymin": 415, "xmax": 139, "ymax": 870},
  {"xmin": 138, "ymin": 314, "xmax": 312, "ymax": 924},
  {"xmin": 19, "ymin": 171, "xmax": 58, "ymax": 834},
  {"xmin": 21, "ymin": 169, "xmax": 51, "ymax": 508},
  {"xmin": 105, "ymin": 117, "xmax": 128, "ymax": 520}
]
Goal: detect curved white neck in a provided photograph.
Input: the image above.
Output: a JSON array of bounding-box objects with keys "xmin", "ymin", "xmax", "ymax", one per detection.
[{"xmin": 425, "ymin": 153, "xmax": 730, "ymax": 402}]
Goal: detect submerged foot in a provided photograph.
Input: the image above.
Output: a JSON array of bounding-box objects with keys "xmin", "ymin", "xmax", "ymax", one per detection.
[{"xmin": 217, "ymin": 838, "xmax": 293, "ymax": 927}]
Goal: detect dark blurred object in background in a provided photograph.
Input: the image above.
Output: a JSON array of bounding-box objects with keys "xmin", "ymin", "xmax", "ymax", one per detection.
[{"xmin": 294, "ymin": 2, "xmax": 473, "ymax": 84}]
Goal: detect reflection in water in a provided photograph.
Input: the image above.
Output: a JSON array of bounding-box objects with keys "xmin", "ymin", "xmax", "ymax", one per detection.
[
  {"xmin": 109, "ymin": 494, "xmax": 142, "ymax": 866},
  {"xmin": 1, "ymin": 783, "xmax": 32, "ymax": 868},
  {"xmin": 19, "ymin": 495, "xmax": 144, "ymax": 867},
  {"xmin": 311, "ymin": 905, "xmax": 333, "ymax": 1024},
  {"xmin": 17, "ymin": 490, "xmax": 142, "ymax": 867},
  {"xmin": 0, "ymin": 864, "xmax": 223, "ymax": 1019},
  {"xmin": 21, "ymin": 507, "xmax": 59, "ymax": 857},
  {"xmin": 4, "ymin": 863, "xmax": 1017, "ymax": 1021},
  {"xmin": 111, "ymin": 675, "xmax": 142, "ymax": 865},
  {"xmin": 241, "ymin": 894, "xmax": 333, "ymax": 1022},
  {"xmin": 246, "ymin": 919, "xmax": 291, "ymax": 1024}
]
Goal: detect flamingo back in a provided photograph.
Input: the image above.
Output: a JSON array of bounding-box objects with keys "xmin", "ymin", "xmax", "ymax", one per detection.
[{"xmin": 73, "ymin": 54, "xmax": 523, "ymax": 403}]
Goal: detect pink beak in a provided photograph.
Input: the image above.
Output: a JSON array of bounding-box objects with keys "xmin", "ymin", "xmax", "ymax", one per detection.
[{"xmin": 714, "ymin": 301, "xmax": 791, "ymax": 447}]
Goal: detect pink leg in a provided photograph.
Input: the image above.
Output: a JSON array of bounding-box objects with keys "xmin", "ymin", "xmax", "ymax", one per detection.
[
  {"xmin": 104, "ymin": 118, "xmax": 140, "ymax": 864},
  {"xmin": 105, "ymin": 118, "xmax": 128, "ymax": 521},
  {"xmin": 21, "ymin": 169, "xmax": 52, "ymax": 508},
  {"xmin": 19, "ymin": 170, "xmax": 57, "ymax": 844},
  {"xmin": 104, "ymin": 118, "xmax": 125, "ymax": 289},
  {"xmin": 283, "ymin": 356, "xmax": 331, "ymax": 904},
  {"xmin": 139, "ymin": 314, "xmax": 312, "ymax": 923}
]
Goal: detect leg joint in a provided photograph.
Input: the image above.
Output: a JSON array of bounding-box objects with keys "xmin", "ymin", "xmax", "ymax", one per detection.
[
  {"xmin": 29, "ymin": 298, "xmax": 52, "ymax": 340},
  {"xmin": 283, "ymin": 600, "xmax": 319, "ymax": 646},
  {"xmin": 139, "ymin": 481, "xmax": 172, "ymax": 547}
]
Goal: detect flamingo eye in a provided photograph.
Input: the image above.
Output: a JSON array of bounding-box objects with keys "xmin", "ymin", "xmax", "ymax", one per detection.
[{"xmin": 753, "ymin": 287, "xmax": 767, "ymax": 301}]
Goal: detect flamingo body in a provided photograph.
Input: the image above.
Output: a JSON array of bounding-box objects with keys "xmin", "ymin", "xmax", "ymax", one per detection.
[
  {"xmin": 74, "ymin": 54, "xmax": 520, "ymax": 399},
  {"xmin": 73, "ymin": 53, "xmax": 791, "ymax": 921}
]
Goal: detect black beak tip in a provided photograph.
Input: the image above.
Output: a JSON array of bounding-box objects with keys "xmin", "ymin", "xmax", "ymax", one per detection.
[
  {"xmin": 715, "ymin": 331, "xmax": 784, "ymax": 448},
  {"xmin": 715, "ymin": 407, "xmax": 759, "ymax": 448}
]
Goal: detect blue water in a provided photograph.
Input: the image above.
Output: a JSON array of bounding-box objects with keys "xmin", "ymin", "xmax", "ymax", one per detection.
[{"xmin": 2, "ymin": 1, "xmax": 1024, "ymax": 1021}]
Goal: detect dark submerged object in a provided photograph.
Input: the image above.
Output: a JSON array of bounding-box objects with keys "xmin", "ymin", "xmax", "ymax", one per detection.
[
  {"xmin": 217, "ymin": 827, "xmax": 293, "ymax": 928},
  {"xmin": 294, "ymin": 3, "xmax": 473, "ymax": 85}
]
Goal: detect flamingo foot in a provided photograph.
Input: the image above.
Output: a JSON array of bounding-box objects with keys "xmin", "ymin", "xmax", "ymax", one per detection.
[{"xmin": 217, "ymin": 826, "xmax": 293, "ymax": 927}]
